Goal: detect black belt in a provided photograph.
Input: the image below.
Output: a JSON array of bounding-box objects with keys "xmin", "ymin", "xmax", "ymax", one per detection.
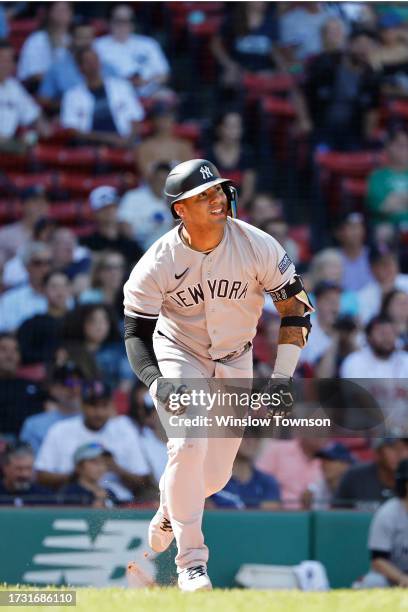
[{"xmin": 214, "ymin": 342, "xmax": 252, "ymax": 364}]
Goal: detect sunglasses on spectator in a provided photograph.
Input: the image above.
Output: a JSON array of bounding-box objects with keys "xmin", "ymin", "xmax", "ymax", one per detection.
[
  {"xmin": 30, "ymin": 259, "xmax": 52, "ymax": 266},
  {"xmin": 113, "ymin": 17, "xmax": 132, "ymax": 24}
]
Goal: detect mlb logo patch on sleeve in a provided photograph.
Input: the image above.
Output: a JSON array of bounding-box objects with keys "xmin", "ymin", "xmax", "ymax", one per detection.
[{"xmin": 278, "ymin": 253, "xmax": 292, "ymax": 275}]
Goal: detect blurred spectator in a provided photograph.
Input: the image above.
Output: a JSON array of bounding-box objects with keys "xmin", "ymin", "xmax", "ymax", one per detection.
[
  {"xmin": 303, "ymin": 441, "xmax": 355, "ymax": 509},
  {"xmin": 253, "ymin": 312, "xmax": 281, "ymax": 376},
  {"xmin": 135, "ymin": 100, "xmax": 194, "ymax": 179},
  {"xmin": 367, "ymin": 128, "xmax": 408, "ymax": 229},
  {"xmin": 372, "ymin": 11, "xmax": 408, "ymax": 97},
  {"xmin": 295, "ymin": 29, "xmax": 380, "ymax": 149},
  {"xmin": 307, "ymin": 248, "xmax": 358, "ymax": 316},
  {"xmin": 0, "ymin": 443, "xmax": 53, "ymax": 506},
  {"xmin": 118, "ymin": 162, "xmax": 174, "ymax": 250},
  {"xmin": 79, "ymin": 251, "xmax": 127, "ymax": 323},
  {"xmin": 50, "ymin": 227, "xmax": 91, "ymax": 295},
  {"xmin": 211, "ymin": 2, "xmax": 279, "ymax": 90},
  {"xmin": 357, "ymin": 245, "xmax": 408, "ymax": 324},
  {"xmin": 205, "ymin": 109, "xmax": 256, "ymax": 210},
  {"xmin": 60, "ymin": 47, "xmax": 145, "ymax": 147},
  {"xmin": 38, "ymin": 17, "xmax": 97, "ymax": 108},
  {"xmin": 211, "ymin": 430, "xmax": 281, "ymax": 510},
  {"xmin": 0, "ymin": 242, "xmax": 51, "ymax": 332},
  {"xmin": 314, "ymin": 314, "xmax": 359, "ymax": 378},
  {"xmin": 255, "ymin": 436, "xmax": 323, "ymax": 509},
  {"xmin": 300, "ymin": 281, "xmax": 341, "ymax": 367},
  {"xmin": 380, "ymin": 289, "xmax": 408, "ymax": 349},
  {"xmin": 320, "ymin": 17, "xmax": 347, "ymax": 53},
  {"xmin": 20, "ymin": 362, "xmax": 83, "ymax": 455},
  {"xmin": 248, "ymin": 192, "xmax": 282, "ymax": 227},
  {"xmin": 0, "ymin": 186, "xmax": 49, "ymax": 263},
  {"xmin": 0, "ymin": 40, "xmax": 48, "ymax": 152},
  {"xmin": 260, "ymin": 216, "xmax": 300, "ymax": 266},
  {"xmin": 340, "ymin": 315, "xmax": 408, "ymax": 379},
  {"xmin": 334, "ymin": 438, "xmax": 399, "ymax": 510},
  {"xmin": 59, "ymin": 303, "xmax": 133, "ymax": 390},
  {"xmin": 128, "ymin": 384, "xmax": 167, "ymax": 486},
  {"xmin": 0, "ymin": 334, "xmax": 44, "ymax": 437},
  {"xmin": 58, "ymin": 442, "xmax": 120, "ymax": 507},
  {"xmin": 279, "ymin": 2, "xmax": 331, "ymax": 61},
  {"xmin": 17, "ymin": 1, "xmax": 73, "ymax": 91},
  {"xmin": 358, "ymin": 458, "xmax": 408, "ymax": 588},
  {"xmin": 3, "ymin": 222, "xmax": 89, "ymax": 291},
  {"xmin": 80, "ymin": 186, "xmax": 142, "ymax": 266},
  {"xmin": 17, "ymin": 271, "xmax": 72, "ymax": 365},
  {"xmin": 94, "ymin": 3, "xmax": 170, "ymax": 99},
  {"xmin": 35, "ymin": 380, "xmax": 151, "ymax": 501},
  {"xmin": 334, "ymin": 212, "xmax": 374, "ymax": 292}
]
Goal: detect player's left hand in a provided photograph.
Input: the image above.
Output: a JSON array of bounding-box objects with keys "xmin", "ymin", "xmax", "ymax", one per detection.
[{"xmin": 263, "ymin": 377, "xmax": 295, "ymax": 417}]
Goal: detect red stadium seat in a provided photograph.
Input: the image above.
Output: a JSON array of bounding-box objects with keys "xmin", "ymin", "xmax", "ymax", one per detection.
[
  {"xmin": 31, "ymin": 145, "xmax": 97, "ymax": 170},
  {"xmin": 262, "ymin": 96, "xmax": 296, "ymax": 118},
  {"xmin": 174, "ymin": 121, "xmax": 202, "ymax": 145},
  {"xmin": 0, "ymin": 151, "xmax": 29, "ymax": 171},
  {"xmin": 5, "ymin": 172, "xmax": 55, "ymax": 191},
  {"xmin": 288, "ymin": 225, "xmax": 311, "ymax": 263},
  {"xmin": 98, "ymin": 148, "xmax": 135, "ymax": 171},
  {"xmin": 341, "ymin": 178, "xmax": 368, "ymax": 212},
  {"xmin": 56, "ymin": 173, "xmax": 123, "ymax": 196},
  {"xmin": 49, "ymin": 202, "xmax": 79, "ymax": 224},
  {"xmin": 0, "ymin": 201, "xmax": 10, "ymax": 224},
  {"xmin": 244, "ymin": 73, "xmax": 294, "ymax": 100}
]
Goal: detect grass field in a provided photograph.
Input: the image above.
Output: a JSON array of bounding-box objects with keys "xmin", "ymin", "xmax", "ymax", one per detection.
[{"xmin": 1, "ymin": 586, "xmax": 407, "ymax": 612}]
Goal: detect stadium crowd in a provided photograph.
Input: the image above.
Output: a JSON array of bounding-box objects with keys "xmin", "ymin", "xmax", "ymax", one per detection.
[{"xmin": 1, "ymin": 1, "xmax": 408, "ymax": 527}]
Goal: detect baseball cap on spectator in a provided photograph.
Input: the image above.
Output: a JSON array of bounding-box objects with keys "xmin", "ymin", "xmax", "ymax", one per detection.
[
  {"xmin": 82, "ymin": 380, "xmax": 112, "ymax": 404},
  {"xmin": 337, "ymin": 211, "xmax": 364, "ymax": 227},
  {"xmin": 89, "ymin": 186, "xmax": 118, "ymax": 211},
  {"xmin": 21, "ymin": 185, "xmax": 46, "ymax": 202},
  {"xmin": 73, "ymin": 442, "xmax": 110, "ymax": 465},
  {"xmin": 314, "ymin": 280, "xmax": 342, "ymax": 299},
  {"xmin": 378, "ymin": 11, "xmax": 404, "ymax": 30},
  {"xmin": 368, "ymin": 243, "xmax": 396, "ymax": 265},
  {"xmin": 316, "ymin": 442, "xmax": 355, "ymax": 463},
  {"xmin": 50, "ymin": 361, "xmax": 84, "ymax": 385}
]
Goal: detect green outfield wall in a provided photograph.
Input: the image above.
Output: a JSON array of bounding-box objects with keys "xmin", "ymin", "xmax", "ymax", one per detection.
[{"xmin": 0, "ymin": 508, "xmax": 371, "ymax": 589}]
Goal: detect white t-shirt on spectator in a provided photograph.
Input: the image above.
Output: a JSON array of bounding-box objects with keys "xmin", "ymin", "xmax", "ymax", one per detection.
[
  {"xmin": 35, "ymin": 415, "xmax": 150, "ymax": 501},
  {"xmin": 357, "ymin": 275, "xmax": 408, "ymax": 324},
  {"xmin": 118, "ymin": 184, "xmax": 174, "ymax": 250},
  {"xmin": 138, "ymin": 427, "xmax": 167, "ymax": 484},
  {"xmin": 340, "ymin": 345, "xmax": 408, "ymax": 379},
  {"xmin": 0, "ymin": 284, "xmax": 47, "ymax": 332},
  {"xmin": 61, "ymin": 77, "xmax": 144, "ymax": 137},
  {"xmin": 17, "ymin": 30, "xmax": 70, "ymax": 81},
  {"xmin": 0, "ymin": 78, "xmax": 40, "ymax": 138},
  {"xmin": 94, "ymin": 34, "xmax": 169, "ymax": 96},
  {"xmin": 340, "ymin": 346, "xmax": 408, "ymax": 430}
]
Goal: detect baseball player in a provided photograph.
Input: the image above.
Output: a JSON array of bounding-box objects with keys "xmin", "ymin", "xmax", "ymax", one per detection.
[{"xmin": 123, "ymin": 159, "xmax": 314, "ymax": 591}]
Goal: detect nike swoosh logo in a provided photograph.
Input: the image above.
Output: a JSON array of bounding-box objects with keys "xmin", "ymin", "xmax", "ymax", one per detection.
[{"xmin": 175, "ymin": 268, "xmax": 189, "ymax": 280}]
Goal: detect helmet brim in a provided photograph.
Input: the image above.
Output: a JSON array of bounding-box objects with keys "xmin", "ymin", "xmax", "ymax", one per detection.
[{"xmin": 170, "ymin": 177, "xmax": 231, "ymax": 205}]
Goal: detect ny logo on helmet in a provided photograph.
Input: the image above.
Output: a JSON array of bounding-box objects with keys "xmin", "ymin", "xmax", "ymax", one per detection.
[{"xmin": 200, "ymin": 165, "xmax": 213, "ymax": 180}]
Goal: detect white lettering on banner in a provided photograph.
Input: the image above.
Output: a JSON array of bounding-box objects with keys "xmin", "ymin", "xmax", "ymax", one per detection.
[{"xmin": 23, "ymin": 519, "xmax": 157, "ymax": 587}]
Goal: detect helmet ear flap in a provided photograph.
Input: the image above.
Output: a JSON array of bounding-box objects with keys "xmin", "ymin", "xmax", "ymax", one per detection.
[{"xmin": 222, "ymin": 184, "xmax": 238, "ymax": 218}]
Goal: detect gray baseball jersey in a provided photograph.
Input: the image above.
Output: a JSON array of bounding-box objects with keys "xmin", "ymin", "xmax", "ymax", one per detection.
[
  {"xmin": 124, "ymin": 217, "xmax": 296, "ymax": 359},
  {"xmin": 368, "ymin": 497, "xmax": 408, "ymax": 573}
]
